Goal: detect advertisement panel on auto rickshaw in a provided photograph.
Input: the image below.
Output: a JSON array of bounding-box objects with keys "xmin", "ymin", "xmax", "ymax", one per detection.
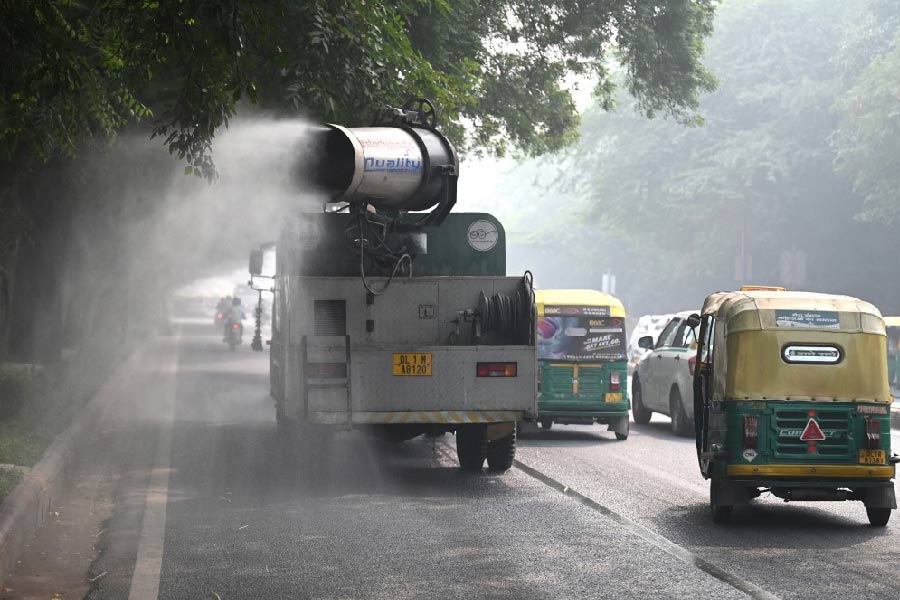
[{"xmin": 692, "ymin": 288, "xmax": 897, "ymax": 526}]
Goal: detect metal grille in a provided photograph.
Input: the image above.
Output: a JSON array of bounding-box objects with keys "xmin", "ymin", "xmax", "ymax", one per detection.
[
  {"xmin": 314, "ymin": 300, "xmax": 346, "ymax": 336},
  {"xmin": 544, "ymin": 366, "xmax": 574, "ymax": 395},
  {"xmin": 577, "ymin": 368, "xmax": 604, "ymax": 396},
  {"xmin": 773, "ymin": 406, "xmax": 851, "ymax": 458}
]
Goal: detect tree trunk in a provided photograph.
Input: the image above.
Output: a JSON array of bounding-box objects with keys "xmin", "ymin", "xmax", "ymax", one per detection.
[{"xmin": 6, "ymin": 166, "xmax": 70, "ymax": 365}]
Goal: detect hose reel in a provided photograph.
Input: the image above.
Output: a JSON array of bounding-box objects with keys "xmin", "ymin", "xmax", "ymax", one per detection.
[{"xmin": 476, "ymin": 271, "xmax": 535, "ymax": 345}]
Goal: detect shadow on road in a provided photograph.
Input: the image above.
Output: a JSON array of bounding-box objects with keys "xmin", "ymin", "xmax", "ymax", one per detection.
[{"xmin": 656, "ymin": 496, "xmax": 890, "ymax": 549}]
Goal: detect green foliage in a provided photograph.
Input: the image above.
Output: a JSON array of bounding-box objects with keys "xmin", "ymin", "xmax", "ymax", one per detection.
[
  {"xmin": 0, "ymin": 0, "xmax": 264, "ymax": 179},
  {"xmin": 832, "ymin": 1, "xmax": 900, "ymax": 223},
  {"xmin": 1, "ymin": 0, "xmax": 719, "ymax": 175},
  {"xmin": 0, "ymin": 468, "xmax": 24, "ymax": 501}
]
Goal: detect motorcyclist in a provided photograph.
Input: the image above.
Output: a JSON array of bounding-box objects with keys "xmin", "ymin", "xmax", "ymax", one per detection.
[{"xmin": 223, "ymin": 297, "xmax": 245, "ymax": 341}]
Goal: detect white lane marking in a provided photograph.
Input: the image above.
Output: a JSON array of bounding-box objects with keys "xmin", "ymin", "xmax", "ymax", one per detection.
[
  {"xmin": 512, "ymin": 458, "xmax": 781, "ymax": 600},
  {"xmin": 128, "ymin": 337, "xmax": 178, "ymax": 600}
]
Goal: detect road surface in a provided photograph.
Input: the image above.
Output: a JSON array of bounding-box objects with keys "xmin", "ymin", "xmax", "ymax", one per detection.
[{"xmin": 5, "ymin": 321, "xmax": 898, "ymax": 599}]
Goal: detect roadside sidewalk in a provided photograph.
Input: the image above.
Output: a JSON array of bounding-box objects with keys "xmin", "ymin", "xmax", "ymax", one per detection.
[{"xmin": 0, "ymin": 335, "xmax": 178, "ymax": 588}]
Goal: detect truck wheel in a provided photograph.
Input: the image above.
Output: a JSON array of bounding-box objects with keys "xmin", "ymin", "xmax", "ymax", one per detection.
[
  {"xmin": 670, "ymin": 388, "xmax": 690, "ymax": 437},
  {"xmin": 632, "ymin": 377, "xmax": 651, "ymax": 424},
  {"xmin": 486, "ymin": 427, "xmax": 516, "ymax": 472},
  {"xmin": 456, "ymin": 424, "xmax": 487, "ymax": 472},
  {"xmin": 867, "ymin": 507, "xmax": 891, "ymax": 527},
  {"xmin": 539, "ymin": 418, "xmax": 553, "ymax": 430},
  {"xmin": 710, "ymin": 479, "xmax": 733, "ymax": 524}
]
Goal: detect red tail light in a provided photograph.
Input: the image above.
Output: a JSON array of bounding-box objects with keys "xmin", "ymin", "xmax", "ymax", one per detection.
[
  {"xmin": 609, "ymin": 370, "xmax": 621, "ymax": 391},
  {"xmin": 865, "ymin": 418, "xmax": 881, "ymax": 450},
  {"xmin": 217, "ymin": 312, "xmax": 223, "ymax": 319},
  {"xmin": 537, "ymin": 367, "xmax": 542, "ymax": 392},
  {"xmin": 743, "ymin": 415, "xmax": 759, "ymax": 450},
  {"xmin": 477, "ymin": 362, "xmax": 517, "ymax": 377},
  {"xmin": 232, "ymin": 323, "xmax": 240, "ymax": 330},
  {"xmin": 688, "ymin": 355, "xmax": 697, "ymax": 376}
]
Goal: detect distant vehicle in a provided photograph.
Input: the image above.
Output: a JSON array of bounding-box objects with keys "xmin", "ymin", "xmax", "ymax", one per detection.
[
  {"xmin": 223, "ymin": 298, "xmax": 244, "ymax": 351},
  {"xmin": 214, "ymin": 296, "xmax": 232, "ymax": 329},
  {"xmin": 225, "ymin": 320, "xmax": 243, "ymax": 350},
  {"xmin": 693, "ymin": 287, "xmax": 896, "ymax": 526},
  {"xmin": 631, "ymin": 310, "xmax": 700, "ymax": 436},
  {"xmin": 627, "ymin": 313, "xmax": 677, "ymax": 372},
  {"xmin": 533, "ymin": 289, "xmax": 630, "ymax": 440}
]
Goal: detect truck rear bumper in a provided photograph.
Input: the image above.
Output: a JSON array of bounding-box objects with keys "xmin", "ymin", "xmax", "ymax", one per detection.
[{"xmin": 308, "ymin": 410, "xmax": 524, "ymax": 426}]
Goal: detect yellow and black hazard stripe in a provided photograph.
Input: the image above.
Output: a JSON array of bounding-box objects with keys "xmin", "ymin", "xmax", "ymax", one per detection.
[{"xmin": 351, "ymin": 410, "xmax": 522, "ymax": 425}]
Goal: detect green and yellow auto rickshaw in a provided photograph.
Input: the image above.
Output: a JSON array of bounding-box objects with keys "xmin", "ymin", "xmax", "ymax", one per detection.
[
  {"xmin": 534, "ymin": 289, "xmax": 630, "ymax": 440},
  {"xmin": 692, "ymin": 288, "xmax": 897, "ymax": 525}
]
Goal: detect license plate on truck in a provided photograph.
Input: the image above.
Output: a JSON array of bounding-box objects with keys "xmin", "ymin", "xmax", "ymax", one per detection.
[
  {"xmin": 392, "ymin": 353, "xmax": 432, "ymax": 376},
  {"xmin": 859, "ymin": 449, "xmax": 886, "ymax": 465}
]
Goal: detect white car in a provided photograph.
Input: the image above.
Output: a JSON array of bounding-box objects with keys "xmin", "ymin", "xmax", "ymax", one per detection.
[
  {"xmin": 627, "ymin": 313, "xmax": 677, "ymax": 372},
  {"xmin": 631, "ymin": 311, "xmax": 699, "ymax": 436}
]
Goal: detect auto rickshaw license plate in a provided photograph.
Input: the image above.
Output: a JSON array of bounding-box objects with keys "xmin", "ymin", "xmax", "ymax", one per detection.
[
  {"xmin": 859, "ymin": 449, "xmax": 885, "ymax": 465},
  {"xmin": 392, "ymin": 353, "xmax": 432, "ymax": 376}
]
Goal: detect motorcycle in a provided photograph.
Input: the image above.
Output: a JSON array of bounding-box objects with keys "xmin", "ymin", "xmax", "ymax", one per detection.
[{"xmin": 224, "ymin": 321, "xmax": 243, "ymax": 351}]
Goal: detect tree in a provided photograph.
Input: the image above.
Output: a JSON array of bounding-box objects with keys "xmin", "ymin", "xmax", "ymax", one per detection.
[
  {"xmin": 480, "ymin": 0, "xmax": 900, "ymax": 316},
  {"xmin": 832, "ymin": 1, "xmax": 900, "ymax": 224},
  {"xmin": 2, "ymin": 0, "xmax": 718, "ymax": 173}
]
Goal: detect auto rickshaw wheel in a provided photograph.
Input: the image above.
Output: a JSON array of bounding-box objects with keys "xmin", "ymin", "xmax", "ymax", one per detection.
[
  {"xmin": 631, "ymin": 377, "xmax": 651, "ymax": 424},
  {"xmin": 456, "ymin": 424, "xmax": 487, "ymax": 472},
  {"xmin": 539, "ymin": 418, "xmax": 553, "ymax": 430},
  {"xmin": 866, "ymin": 507, "xmax": 891, "ymax": 527},
  {"xmin": 615, "ymin": 417, "xmax": 629, "ymax": 440},
  {"xmin": 670, "ymin": 388, "xmax": 691, "ymax": 437},
  {"xmin": 710, "ymin": 479, "xmax": 733, "ymax": 524}
]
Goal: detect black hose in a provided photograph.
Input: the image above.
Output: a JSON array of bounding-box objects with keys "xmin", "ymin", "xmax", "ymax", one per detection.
[
  {"xmin": 353, "ymin": 211, "xmax": 411, "ymax": 296},
  {"xmin": 478, "ymin": 271, "xmax": 535, "ymax": 344}
]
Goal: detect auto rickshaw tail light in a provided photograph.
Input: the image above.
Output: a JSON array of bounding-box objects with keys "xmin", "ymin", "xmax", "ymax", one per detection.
[
  {"xmin": 743, "ymin": 415, "xmax": 759, "ymax": 449},
  {"xmin": 865, "ymin": 418, "xmax": 881, "ymax": 450},
  {"xmin": 609, "ymin": 371, "xmax": 621, "ymax": 392}
]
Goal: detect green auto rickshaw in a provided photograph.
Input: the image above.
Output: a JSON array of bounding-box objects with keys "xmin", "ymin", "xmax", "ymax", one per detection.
[
  {"xmin": 693, "ymin": 287, "xmax": 897, "ymax": 525},
  {"xmin": 534, "ymin": 289, "xmax": 630, "ymax": 440}
]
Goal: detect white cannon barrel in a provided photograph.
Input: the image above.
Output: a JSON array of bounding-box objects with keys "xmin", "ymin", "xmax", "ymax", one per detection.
[{"xmin": 307, "ymin": 124, "xmax": 458, "ymax": 211}]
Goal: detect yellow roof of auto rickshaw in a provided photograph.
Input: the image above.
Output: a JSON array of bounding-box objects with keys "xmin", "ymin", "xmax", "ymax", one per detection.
[
  {"xmin": 536, "ymin": 289, "xmax": 626, "ymax": 317},
  {"xmin": 701, "ymin": 290, "xmax": 884, "ymax": 334},
  {"xmin": 884, "ymin": 316, "xmax": 900, "ymax": 328}
]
